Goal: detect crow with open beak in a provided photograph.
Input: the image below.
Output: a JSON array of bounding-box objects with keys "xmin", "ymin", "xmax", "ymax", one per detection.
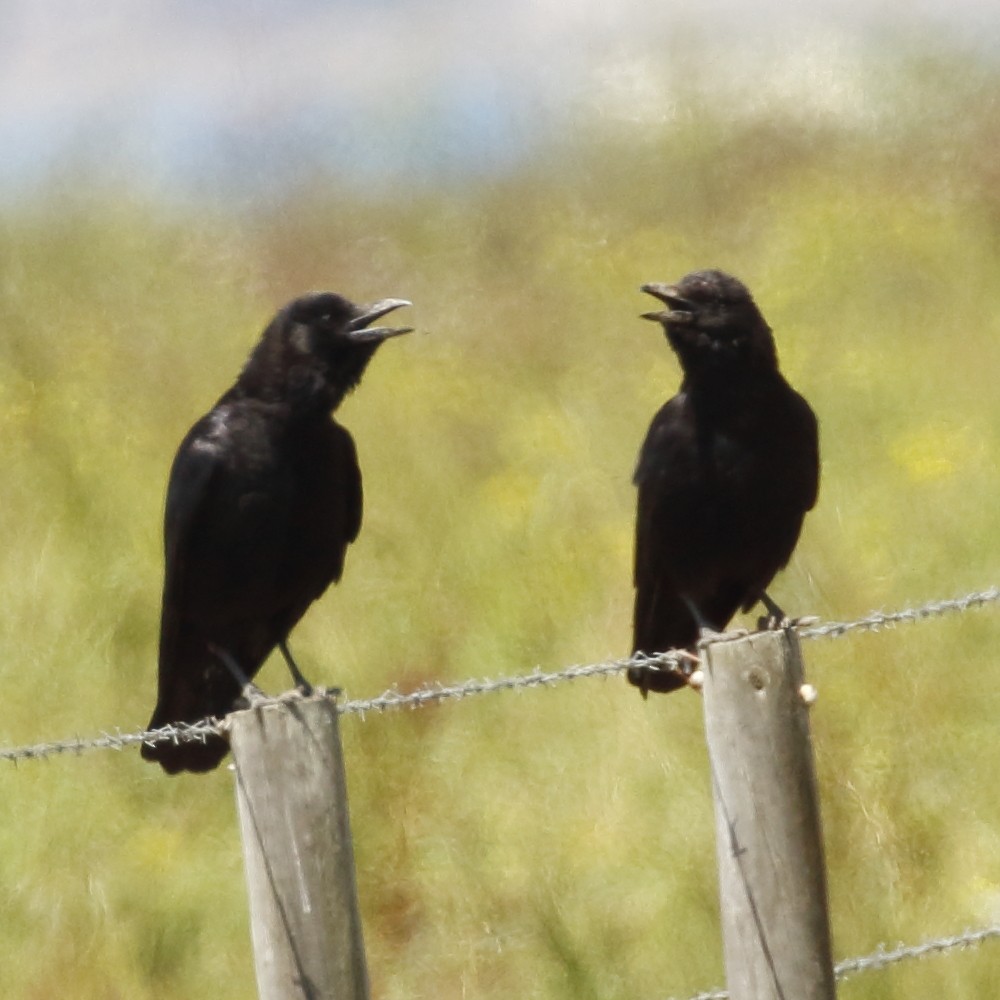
[
  {"xmin": 142, "ymin": 293, "xmax": 413, "ymax": 772},
  {"xmin": 629, "ymin": 270, "xmax": 819, "ymax": 695}
]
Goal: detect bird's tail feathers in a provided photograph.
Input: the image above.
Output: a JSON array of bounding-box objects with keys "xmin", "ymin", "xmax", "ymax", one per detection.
[{"xmin": 141, "ymin": 647, "xmax": 245, "ymax": 774}]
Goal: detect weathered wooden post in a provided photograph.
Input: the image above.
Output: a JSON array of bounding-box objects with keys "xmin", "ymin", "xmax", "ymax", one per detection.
[
  {"xmin": 700, "ymin": 629, "xmax": 835, "ymax": 1000},
  {"xmin": 229, "ymin": 695, "xmax": 369, "ymax": 1000}
]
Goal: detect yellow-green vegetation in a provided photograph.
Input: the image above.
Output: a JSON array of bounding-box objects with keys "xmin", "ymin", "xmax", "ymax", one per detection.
[{"xmin": 3, "ymin": 52, "xmax": 1000, "ymax": 1000}]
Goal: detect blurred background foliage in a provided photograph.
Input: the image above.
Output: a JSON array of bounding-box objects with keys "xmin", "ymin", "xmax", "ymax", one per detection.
[{"xmin": 2, "ymin": 28, "xmax": 1000, "ymax": 1000}]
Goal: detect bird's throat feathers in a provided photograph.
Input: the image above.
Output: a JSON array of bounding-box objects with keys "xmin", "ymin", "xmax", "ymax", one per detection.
[
  {"xmin": 667, "ymin": 317, "xmax": 778, "ymax": 381},
  {"xmin": 234, "ymin": 322, "xmax": 381, "ymax": 415}
]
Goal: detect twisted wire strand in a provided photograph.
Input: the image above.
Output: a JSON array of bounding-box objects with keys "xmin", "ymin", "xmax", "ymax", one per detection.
[
  {"xmin": 0, "ymin": 651, "xmax": 683, "ymax": 763},
  {"xmin": 669, "ymin": 922, "xmax": 1000, "ymax": 1000},
  {"xmin": 797, "ymin": 586, "xmax": 1000, "ymax": 640},
  {"xmin": 2, "ymin": 585, "xmax": 998, "ymax": 764}
]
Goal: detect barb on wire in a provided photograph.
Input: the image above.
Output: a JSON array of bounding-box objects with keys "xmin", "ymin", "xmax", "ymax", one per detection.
[
  {"xmin": 798, "ymin": 586, "xmax": 1000, "ymax": 640},
  {"xmin": 833, "ymin": 923, "xmax": 1000, "ymax": 980},
  {"xmin": 1, "ymin": 586, "xmax": 998, "ymax": 764},
  {"xmin": 0, "ymin": 651, "xmax": 684, "ymax": 764},
  {"xmin": 669, "ymin": 923, "xmax": 1000, "ymax": 1000},
  {"xmin": 337, "ymin": 650, "xmax": 682, "ymax": 716},
  {"xmin": 0, "ymin": 717, "xmax": 227, "ymax": 764}
]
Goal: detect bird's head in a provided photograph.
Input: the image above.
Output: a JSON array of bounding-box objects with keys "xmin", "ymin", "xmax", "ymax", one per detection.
[
  {"xmin": 640, "ymin": 270, "xmax": 777, "ymax": 376},
  {"xmin": 239, "ymin": 292, "xmax": 412, "ymax": 411}
]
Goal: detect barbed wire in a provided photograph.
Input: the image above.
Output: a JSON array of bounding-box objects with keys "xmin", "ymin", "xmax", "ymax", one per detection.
[
  {"xmin": 1, "ymin": 585, "xmax": 997, "ymax": 765},
  {"xmin": 0, "ymin": 651, "xmax": 685, "ymax": 764},
  {"xmin": 337, "ymin": 649, "xmax": 684, "ymax": 716},
  {"xmin": 5, "ymin": 587, "xmax": 1000, "ymax": 993},
  {"xmin": 797, "ymin": 586, "xmax": 1000, "ymax": 640},
  {"xmin": 671, "ymin": 922, "xmax": 1000, "ymax": 1000},
  {"xmin": 833, "ymin": 923, "xmax": 1000, "ymax": 980},
  {"xmin": 0, "ymin": 717, "xmax": 226, "ymax": 764}
]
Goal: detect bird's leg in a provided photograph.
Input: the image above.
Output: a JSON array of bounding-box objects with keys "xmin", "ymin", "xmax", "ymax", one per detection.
[
  {"xmin": 757, "ymin": 591, "xmax": 788, "ymax": 630},
  {"xmin": 682, "ymin": 595, "xmax": 720, "ymax": 644},
  {"xmin": 208, "ymin": 643, "xmax": 267, "ymax": 707},
  {"xmin": 278, "ymin": 639, "xmax": 314, "ymax": 696},
  {"xmin": 756, "ymin": 592, "xmax": 818, "ymax": 631}
]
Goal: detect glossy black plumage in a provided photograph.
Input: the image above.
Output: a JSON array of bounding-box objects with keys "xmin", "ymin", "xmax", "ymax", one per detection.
[
  {"xmin": 628, "ymin": 270, "xmax": 819, "ymax": 694},
  {"xmin": 142, "ymin": 292, "xmax": 411, "ymax": 772}
]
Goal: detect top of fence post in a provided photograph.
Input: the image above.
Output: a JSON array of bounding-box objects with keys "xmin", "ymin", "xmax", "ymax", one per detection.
[
  {"xmin": 230, "ymin": 694, "xmax": 370, "ymax": 1000},
  {"xmin": 701, "ymin": 628, "xmax": 835, "ymax": 1000}
]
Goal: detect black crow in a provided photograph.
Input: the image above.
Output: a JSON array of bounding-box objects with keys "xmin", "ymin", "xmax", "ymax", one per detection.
[
  {"xmin": 629, "ymin": 270, "xmax": 819, "ymax": 694},
  {"xmin": 142, "ymin": 292, "xmax": 411, "ymax": 771}
]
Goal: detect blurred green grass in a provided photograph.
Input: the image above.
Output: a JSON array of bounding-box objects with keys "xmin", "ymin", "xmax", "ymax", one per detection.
[{"xmin": 3, "ymin": 49, "xmax": 1000, "ymax": 1000}]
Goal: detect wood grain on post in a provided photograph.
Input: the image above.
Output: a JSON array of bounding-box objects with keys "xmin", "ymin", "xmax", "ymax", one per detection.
[
  {"xmin": 229, "ymin": 695, "xmax": 369, "ymax": 1000},
  {"xmin": 701, "ymin": 629, "xmax": 835, "ymax": 1000}
]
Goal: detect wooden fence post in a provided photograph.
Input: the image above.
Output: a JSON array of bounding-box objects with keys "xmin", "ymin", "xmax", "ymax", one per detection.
[
  {"xmin": 229, "ymin": 695, "xmax": 369, "ymax": 1000},
  {"xmin": 701, "ymin": 629, "xmax": 835, "ymax": 1000}
]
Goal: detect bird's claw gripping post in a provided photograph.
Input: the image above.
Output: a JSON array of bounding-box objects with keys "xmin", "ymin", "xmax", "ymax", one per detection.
[
  {"xmin": 757, "ymin": 591, "xmax": 793, "ymax": 632},
  {"xmin": 240, "ymin": 684, "xmax": 270, "ymax": 709},
  {"xmin": 756, "ymin": 594, "xmax": 819, "ymax": 634}
]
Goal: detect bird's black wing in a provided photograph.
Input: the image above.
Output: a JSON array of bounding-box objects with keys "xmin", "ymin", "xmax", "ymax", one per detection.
[
  {"xmin": 725, "ymin": 381, "xmax": 819, "ymax": 611},
  {"xmin": 163, "ymin": 415, "xmax": 230, "ymax": 588},
  {"xmin": 329, "ymin": 419, "xmax": 363, "ymax": 555},
  {"xmin": 631, "ymin": 395, "xmax": 706, "ymax": 669},
  {"xmin": 790, "ymin": 388, "xmax": 820, "ymax": 514},
  {"xmin": 273, "ymin": 417, "xmax": 363, "ymax": 618},
  {"xmin": 142, "ymin": 410, "xmax": 238, "ymax": 772}
]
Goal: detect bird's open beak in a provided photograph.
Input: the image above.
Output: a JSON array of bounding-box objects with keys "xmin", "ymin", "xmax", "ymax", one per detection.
[
  {"xmin": 640, "ymin": 283, "xmax": 694, "ymax": 325},
  {"xmin": 348, "ymin": 298, "xmax": 414, "ymax": 341}
]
